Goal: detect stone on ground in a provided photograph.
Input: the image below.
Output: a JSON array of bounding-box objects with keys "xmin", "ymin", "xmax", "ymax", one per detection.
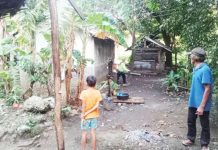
[{"xmin": 23, "ymin": 96, "xmax": 52, "ymax": 113}]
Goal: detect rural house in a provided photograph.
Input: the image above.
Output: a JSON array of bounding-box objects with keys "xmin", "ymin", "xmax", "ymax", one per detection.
[
  {"xmin": 73, "ymin": 31, "xmax": 115, "ymax": 81},
  {"xmin": 132, "ymin": 36, "xmax": 172, "ymax": 74}
]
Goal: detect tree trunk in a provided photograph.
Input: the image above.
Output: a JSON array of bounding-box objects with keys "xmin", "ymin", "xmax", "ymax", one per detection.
[
  {"xmin": 175, "ymin": 49, "xmax": 177, "ymax": 67},
  {"xmin": 65, "ymin": 28, "xmax": 75, "ymax": 105},
  {"xmin": 162, "ymin": 30, "xmax": 172, "ymax": 68},
  {"xmin": 48, "ymin": 0, "xmax": 65, "ymax": 150},
  {"xmin": 130, "ymin": 30, "xmax": 136, "ymax": 47},
  {"xmin": 47, "ymin": 84, "xmax": 51, "ymax": 96},
  {"xmin": 65, "ymin": 71, "xmax": 71, "ymax": 104},
  {"xmin": 76, "ymin": 28, "xmax": 87, "ymax": 103},
  {"xmin": 31, "ymin": 31, "xmax": 36, "ymax": 62},
  {"xmin": 76, "ymin": 64, "xmax": 85, "ymax": 99},
  {"xmin": 0, "ymin": 20, "xmax": 5, "ymax": 71},
  {"xmin": 0, "ymin": 19, "xmax": 5, "ymax": 40}
]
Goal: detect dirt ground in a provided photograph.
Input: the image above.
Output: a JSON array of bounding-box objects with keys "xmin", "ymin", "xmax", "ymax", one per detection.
[{"xmin": 1, "ymin": 75, "xmax": 218, "ymax": 150}]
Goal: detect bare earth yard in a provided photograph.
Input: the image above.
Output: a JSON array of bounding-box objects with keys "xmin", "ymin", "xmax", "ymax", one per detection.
[{"xmin": 1, "ymin": 75, "xmax": 218, "ymax": 150}]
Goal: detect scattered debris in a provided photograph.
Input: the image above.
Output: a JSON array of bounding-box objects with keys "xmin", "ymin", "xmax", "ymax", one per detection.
[
  {"xmin": 17, "ymin": 135, "xmax": 40, "ymax": 147},
  {"xmin": 126, "ymin": 130, "xmax": 164, "ymax": 144},
  {"xmin": 120, "ymin": 106, "xmax": 128, "ymax": 110},
  {"xmin": 158, "ymin": 120, "xmax": 166, "ymax": 125},
  {"xmin": 129, "ymin": 108, "xmax": 134, "ymax": 111},
  {"xmin": 0, "ymin": 129, "xmax": 7, "ymax": 141},
  {"xmin": 103, "ymin": 96, "xmax": 115, "ymax": 111},
  {"xmin": 129, "ymin": 72, "xmax": 141, "ymax": 76},
  {"xmin": 71, "ymin": 109, "xmax": 78, "ymax": 116},
  {"xmin": 143, "ymin": 124, "xmax": 150, "ymax": 128}
]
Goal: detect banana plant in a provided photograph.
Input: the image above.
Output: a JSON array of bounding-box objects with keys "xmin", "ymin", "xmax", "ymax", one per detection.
[{"xmin": 162, "ymin": 70, "xmax": 180, "ymax": 92}]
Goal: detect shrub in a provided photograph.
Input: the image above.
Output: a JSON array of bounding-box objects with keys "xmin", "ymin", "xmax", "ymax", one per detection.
[{"xmin": 162, "ymin": 70, "xmax": 180, "ymax": 92}]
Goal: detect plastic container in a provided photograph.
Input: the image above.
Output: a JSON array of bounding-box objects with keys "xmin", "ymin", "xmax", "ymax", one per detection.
[{"xmin": 117, "ymin": 92, "xmax": 129, "ymax": 100}]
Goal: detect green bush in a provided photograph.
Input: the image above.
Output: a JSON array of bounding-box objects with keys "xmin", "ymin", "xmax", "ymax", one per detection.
[
  {"xmin": 96, "ymin": 80, "xmax": 120, "ymax": 91},
  {"xmin": 61, "ymin": 106, "xmax": 72, "ymax": 118},
  {"xmin": 23, "ymin": 117, "xmax": 43, "ymax": 137},
  {"xmin": 5, "ymin": 86, "xmax": 23, "ymax": 105},
  {"xmin": 0, "ymin": 71, "xmax": 11, "ymax": 98},
  {"xmin": 0, "ymin": 68, "xmax": 23, "ymax": 105},
  {"xmin": 162, "ymin": 70, "xmax": 180, "ymax": 92},
  {"xmin": 211, "ymin": 94, "xmax": 218, "ymax": 126},
  {"xmin": 211, "ymin": 69, "xmax": 218, "ymax": 126},
  {"xmin": 177, "ymin": 67, "xmax": 192, "ymax": 89}
]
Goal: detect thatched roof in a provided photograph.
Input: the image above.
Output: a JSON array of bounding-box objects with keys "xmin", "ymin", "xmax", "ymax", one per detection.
[{"xmin": 0, "ymin": 0, "xmax": 25, "ymax": 17}]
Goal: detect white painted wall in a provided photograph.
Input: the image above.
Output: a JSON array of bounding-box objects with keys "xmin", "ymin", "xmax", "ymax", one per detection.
[{"xmin": 73, "ymin": 30, "xmax": 95, "ymax": 78}]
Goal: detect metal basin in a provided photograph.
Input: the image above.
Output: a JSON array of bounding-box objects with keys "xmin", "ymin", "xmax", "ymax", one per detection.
[{"xmin": 117, "ymin": 92, "xmax": 129, "ymax": 100}]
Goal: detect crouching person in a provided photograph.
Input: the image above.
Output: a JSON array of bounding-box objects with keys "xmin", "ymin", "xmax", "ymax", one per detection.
[{"xmin": 80, "ymin": 75, "xmax": 102, "ymax": 150}]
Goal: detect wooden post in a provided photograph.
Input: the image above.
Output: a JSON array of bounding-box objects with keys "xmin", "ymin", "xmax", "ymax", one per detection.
[{"xmin": 48, "ymin": 0, "xmax": 65, "ymax": 150}]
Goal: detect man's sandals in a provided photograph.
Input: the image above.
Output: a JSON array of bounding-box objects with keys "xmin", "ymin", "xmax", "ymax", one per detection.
[
  {"xmin": 182, "ymin": 139, "xmax": 194, "ymax": 146},
  {"xmin": 182, "ymin": 139, "xmax": 210, "ymax": 150}
]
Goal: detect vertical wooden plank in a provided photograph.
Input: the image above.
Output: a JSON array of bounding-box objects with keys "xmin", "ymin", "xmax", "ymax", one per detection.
[{"xmin": 48, "ymin": 0, "xmax": 65, "ymax": 149}]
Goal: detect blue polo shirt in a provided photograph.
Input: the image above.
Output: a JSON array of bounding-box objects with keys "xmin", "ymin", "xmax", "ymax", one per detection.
[{"xmin": 189, "ymin": 63, "xmax": 213, "ymax": 111}]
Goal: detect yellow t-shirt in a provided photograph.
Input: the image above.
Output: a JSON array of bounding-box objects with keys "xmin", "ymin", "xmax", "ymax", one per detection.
[{"xmin": 79, "ymin": 88, "xmax": 102, "ymax": 119}]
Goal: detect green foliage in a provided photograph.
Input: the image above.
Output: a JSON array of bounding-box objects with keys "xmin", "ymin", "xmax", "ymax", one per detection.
[
  {"xmin": 0, "ymin": 63, "xmax": 23, "ymax": 104},
  {"xmin": 177, "ymin": 67, "xmax": 192, "ymax": 88},
  {"xmin": 72, "ymin": 50, "xmax": 94, "ymax": 66},
  {"xmin": 96, "ymin": 81, "xmax": 107, "ymax": 90},
  {"xmin": 162, "ymin": 71, "xmax": 180, "ymax": 92},
  {"xmin": 5, "ymin": 86, "xmax": 23, "ymax": 105},
  {"xmin": 5, "ymin": 67, "xmax": 23, "ymax": 105},
  {"xmin": 50, "ymin": 106, "xmax": 73, "ymax": 119},
  {"xmin": 0, "ymin": 89, "xmax": 4, "ymax": 99},
  {"xmin": 0, "ymin": 37, "xmax": 15, "ymax": 54},
  {"xmin": 0, "ymin": 71, "xmax": 11, "ymax": 84},
  {"xmin": 210, "ymin": 60, "xmax": 218, "ymax": 125},
  {"xmin": 96, "ymin": 80, "xmax": 120, "ymax": 91},
  {"xmin": 0, "ymin": 0, "xmax": 50, "ymax": 100},
  {"xmin": 110, "ymin": 81, "xmax": 120, "ymax": 91},
  {"xmin": 87, "ymin": 13, "xmax": 127, "ymax": 47},
  {"xmin": 38, "ymin": 47, "xmax": 52, "ymax": 63},
  {"xmin": 61, "ymin": 106, "xmax": 72, "ymax": 118},
  {"xmin": 3, "ymin": 0, "xmax": 49, "ymax": 53},
  {"xmin": 0, "ymin": 37, "xmax": 17, "ymax": 69},
  {"xmin": 176, "ymin": 55, "xmax": 193, "ymax": 88},
  {"xmin": 211, "ymin": 94, "xmax": 218, "ymax": 126},
  {"xmin": 26, "ymin": 118, "xmax": 37, "ymax": 129},
  {"xmin": 24, "ymin": 117, "xmax": 43, "ymax": 137},
  {"xmin": 0, "ymin": 71, "xmax": 11, "ymax": 98},
  {"xmin": 19, "ymin": 57, "xmax": 52, "ymax": 86}
]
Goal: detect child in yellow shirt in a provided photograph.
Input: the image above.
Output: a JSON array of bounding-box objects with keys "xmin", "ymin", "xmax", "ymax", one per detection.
[{"xmin": 80, "ymin": 75, "xmax": 102, "ymax": 150}]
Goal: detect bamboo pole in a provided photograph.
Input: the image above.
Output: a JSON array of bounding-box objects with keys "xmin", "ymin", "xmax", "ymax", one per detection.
[{"xmin": 48, "ymin": 0, "xmax": 65, "ymax": 149}]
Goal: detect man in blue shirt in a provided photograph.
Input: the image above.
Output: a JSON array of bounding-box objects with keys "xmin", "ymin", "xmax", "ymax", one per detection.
[{"xmin": 182, "ymin": 47, "xmax": 213, "ymax": 150}]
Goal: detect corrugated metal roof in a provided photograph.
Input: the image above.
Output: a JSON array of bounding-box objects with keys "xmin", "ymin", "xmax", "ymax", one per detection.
[
  {"xmin": 0, "ymin": 0, "xmax": 25, "ymax": 17},
  {"xmin": 145, "ymin": 36, "xmax": 172, "ymax": 52}
]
